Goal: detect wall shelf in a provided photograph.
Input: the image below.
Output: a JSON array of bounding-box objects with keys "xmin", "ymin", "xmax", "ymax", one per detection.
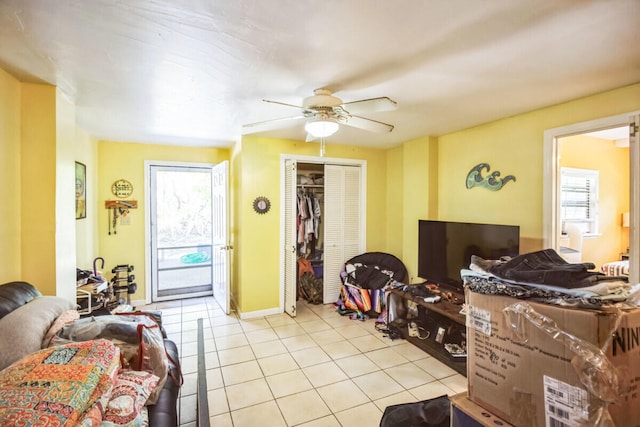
[{"xmin": 105, "ymin": 200, "xmax": 137, "ymax": 209}]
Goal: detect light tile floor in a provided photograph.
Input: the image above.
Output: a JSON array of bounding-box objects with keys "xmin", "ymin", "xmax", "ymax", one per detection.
[{"xmin": 137, "ymin": 297, "xmax": 467, "ymax": 427}]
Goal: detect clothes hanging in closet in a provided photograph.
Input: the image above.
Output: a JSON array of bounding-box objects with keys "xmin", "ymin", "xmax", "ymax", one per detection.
[{"xmin": 296, "ymin": 188, "xmax": 321, "ymax": 255}]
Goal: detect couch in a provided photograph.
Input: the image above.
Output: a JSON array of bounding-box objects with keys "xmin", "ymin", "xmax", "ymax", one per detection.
[{"xmin": 0, "ymin": 281, "xmax": 181, "ymax": 426}]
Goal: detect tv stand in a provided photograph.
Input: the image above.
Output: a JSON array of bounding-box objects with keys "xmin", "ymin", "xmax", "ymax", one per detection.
[{"xmin": 388, "ymin": 286, "xmax": 467, "ymax": 376}]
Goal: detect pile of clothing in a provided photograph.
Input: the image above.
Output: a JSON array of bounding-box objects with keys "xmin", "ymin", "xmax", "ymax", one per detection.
[
  {"xmin": 463, "ymin": 248, "xmax": 636, "ymax": 308},
  {"xmin": 336, "ymin": 252, "xmax": 408, "ymax": 320}
]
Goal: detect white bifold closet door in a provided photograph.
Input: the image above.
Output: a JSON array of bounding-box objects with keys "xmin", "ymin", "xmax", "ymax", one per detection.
[
  {"xmin": 323, "ymin": 164, "xmax": 364, "ymax": 304},
  {"xmin": 283, "ymin": 160, "xmax": 365, "ymax": 315},
  {"xmin": 283, "ymin": 160, "xmax": 298, "ymax": 316}
]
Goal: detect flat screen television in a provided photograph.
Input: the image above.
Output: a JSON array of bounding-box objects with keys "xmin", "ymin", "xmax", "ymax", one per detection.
[{"xmin": 418, "ymin": 220, "xmax": 520, "ymax": 293}]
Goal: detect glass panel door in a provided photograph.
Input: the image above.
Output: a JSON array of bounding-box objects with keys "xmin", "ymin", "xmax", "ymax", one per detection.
[{"xmin": 150, "ymin": 164, "xmax": 213, "ymax": 301}]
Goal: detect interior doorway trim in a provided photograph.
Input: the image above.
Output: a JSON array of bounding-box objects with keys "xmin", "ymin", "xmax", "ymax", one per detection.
[
  {"xmin": 143, "ymin": 159, "xmax": 218, "ymax": 305},
  {"xmin": 279, "ymin": 154, "xmax": 367, "ymax": 313},
  {"xmin": 543, "ymin": 111, "xmax": 639, "ymax": 284}
]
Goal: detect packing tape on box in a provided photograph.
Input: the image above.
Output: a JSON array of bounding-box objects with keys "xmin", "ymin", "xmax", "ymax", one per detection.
[{"xmin": 503, "ymin": 301, "xmax": 625, "ymax": 426}]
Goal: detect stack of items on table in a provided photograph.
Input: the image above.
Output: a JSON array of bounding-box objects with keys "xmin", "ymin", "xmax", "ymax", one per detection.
[{"xmin": 460, "ymin": 248, "xmax": 640, "ymax": 427}]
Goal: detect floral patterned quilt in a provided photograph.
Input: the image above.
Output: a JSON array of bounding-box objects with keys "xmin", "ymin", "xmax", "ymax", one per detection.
[{"xmin": 0, "ymin": 339, "xmax": 120, "ymax": 426}]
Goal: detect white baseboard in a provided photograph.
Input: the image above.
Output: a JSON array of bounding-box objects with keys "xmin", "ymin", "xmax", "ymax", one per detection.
[
  {"xmin": 237, "ymin": 306, "xmax": 281, "ymax": 320},
  {"xmin": 130, "ymin": 294, "xmax": 282, "ymax": 320},
  {"xmin": 229, "ymin": 292, "xmax": 283, "ymax": 319},
  {"xmin": 130, "ymin": 299, "xmax": 147, "ymax": 308}
]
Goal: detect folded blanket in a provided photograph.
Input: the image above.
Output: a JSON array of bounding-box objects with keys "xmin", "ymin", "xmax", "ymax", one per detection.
[{"xmin": 0, "ymin": 339, "xmax": 120, "ymax": 426}]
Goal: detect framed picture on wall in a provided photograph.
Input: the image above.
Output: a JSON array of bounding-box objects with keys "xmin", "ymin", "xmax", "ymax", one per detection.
[{"xmin": 75, "ymin": 161, "xmax": 86, "ymax": 220}]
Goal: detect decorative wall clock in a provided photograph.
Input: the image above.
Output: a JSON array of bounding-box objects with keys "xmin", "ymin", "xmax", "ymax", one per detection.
[
  {"xmin": 111, "ymin": 179, "xmax": 134, "ymax": 198},
  {"xmin": 253, "ymin": 196, "xmax": 271, "ymax": 214}
]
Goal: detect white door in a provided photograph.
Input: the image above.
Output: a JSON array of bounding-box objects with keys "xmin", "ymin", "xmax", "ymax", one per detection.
[
  {"xmin": 630, "ymin": 115, "xmax": 639, "ymax": 286},
  {"xmin": 211, "ymin": 160, "xmax": 231, "ymax": 314},
  {"xmin": 283, "ymin": 160, "xmax": 297, "ymax": 316},
  {"xmin": 149, "ymin": 163, "xmax": 215, "ymax": 301},
  {"xmin": 323, "ymin": 164, "xmax": 365, "ymax": 303}
]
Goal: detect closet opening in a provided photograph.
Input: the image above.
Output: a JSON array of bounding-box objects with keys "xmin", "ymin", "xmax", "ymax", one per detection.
[
  {"xmin": 281, "ymin": 155, "xmax": 367, "ymax": 317},
  {"xmin": 296, "ymin": 163, "xmax": 325, "ymax": 306}
]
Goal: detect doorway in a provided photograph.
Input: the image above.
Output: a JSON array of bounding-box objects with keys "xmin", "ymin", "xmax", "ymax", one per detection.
[
  {"xmin": 145, "ymin": 161, "xmax": 230, "ymax": 312},
  {"xmin": 556, "ymin": 127, "xmax": 628, "ymax": 267},
  {"xmin": 280, "ymin": 155, "xmax": 367, "ymax": 316},
  {"xmin": 543, "ymin": 112, "xmax": 639, "ymax": 285}
]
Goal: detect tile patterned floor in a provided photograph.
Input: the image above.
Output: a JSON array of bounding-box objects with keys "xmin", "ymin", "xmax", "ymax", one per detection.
[{"xmin": 137, "ymin": 297, "xmax": 467, "ymax": 426}]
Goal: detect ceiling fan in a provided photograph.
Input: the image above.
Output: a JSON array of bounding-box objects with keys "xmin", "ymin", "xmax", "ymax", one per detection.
[{"xmin": 243, "ymin": 89, "xmax": 397, "ymax": 139}]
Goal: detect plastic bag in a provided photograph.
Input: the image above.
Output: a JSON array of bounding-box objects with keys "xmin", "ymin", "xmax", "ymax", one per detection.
[{"xmin": 52, "ymin": 312, "xmax": 168, "ymax": 404}]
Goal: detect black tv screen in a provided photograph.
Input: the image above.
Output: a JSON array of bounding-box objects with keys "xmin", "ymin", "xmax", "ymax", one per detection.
[{"xmin": 418, "ymin": 220, "xmax": 520, "ymax": 292}]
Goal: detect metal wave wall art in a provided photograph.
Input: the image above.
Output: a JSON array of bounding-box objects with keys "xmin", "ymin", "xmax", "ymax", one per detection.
[{"xmin": 466, "ymin": 163, "xmax": 516, "ymax": 191}]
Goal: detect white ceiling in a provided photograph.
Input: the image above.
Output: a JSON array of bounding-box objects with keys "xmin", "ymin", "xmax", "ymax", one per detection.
[
  {"xmin": 583, "ymin": 128, "xmax": 627, "ymax": 139},
  {"xmin": 1, "ymin": 0, "xmax": 639, "ymax": 149},
  {"xmin": 583, "ymin": 127, "xmax": 629, "ymax": 143}
]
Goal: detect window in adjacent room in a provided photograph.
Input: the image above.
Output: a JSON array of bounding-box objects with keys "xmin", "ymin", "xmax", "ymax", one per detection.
[{"xmin": 560, "ymin": 167, "xmax": 599, "ymax": 236}]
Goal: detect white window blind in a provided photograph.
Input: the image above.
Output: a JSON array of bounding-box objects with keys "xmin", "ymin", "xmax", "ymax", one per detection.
[{"xmin": 560, "ymin": 167, "xmax": 599, "ymax": 235}]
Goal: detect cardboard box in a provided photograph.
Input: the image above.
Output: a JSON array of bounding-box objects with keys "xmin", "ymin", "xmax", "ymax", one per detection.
[
  {"xmin": 450, "ymin": 392, "xmax": 513, "ymax": 427},
  {"xmin": 466, "ymin": 290, "xmax": 640, "ymax": 427}
]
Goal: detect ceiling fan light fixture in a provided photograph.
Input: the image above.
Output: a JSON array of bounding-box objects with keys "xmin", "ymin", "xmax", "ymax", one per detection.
[{"xmin": 305, "ymin": 119, "xmax": 339, "ymax": 138}]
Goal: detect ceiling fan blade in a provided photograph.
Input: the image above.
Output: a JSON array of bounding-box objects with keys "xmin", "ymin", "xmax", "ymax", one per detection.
[
  {"xmin": 305, "ymin": 133, "xmax": 317, "ymax": 142},
  {"xmin": 343, "ymin": 115, "xmax": 394, "ymax": 133},
  {"xmin": 341, "ymin": 97, "xmax": 397, "ymax": 115},
  {"xmin": 262, "ymin": 99, "xmax": 304, "ymax": 109},
  {"xmin": 242, "ymin": 115, "xmax": 306, "ymax": 134}
]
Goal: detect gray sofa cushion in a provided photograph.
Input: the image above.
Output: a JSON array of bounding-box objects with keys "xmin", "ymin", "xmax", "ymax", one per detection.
[
  {"xmin": 0, "ymin": 281, "xmax": 41, "ymax": 320},
  {"xmin": 0, "ymin": 296, "xmax": 75, "ymax": 370}
]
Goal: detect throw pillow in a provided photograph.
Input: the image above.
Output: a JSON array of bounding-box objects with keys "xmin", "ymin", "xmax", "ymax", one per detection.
[
  {"xmin": 102, "ymin": 370, "xmax": 159, "ymax": 427},
  {"xmin": 0, "ymin": 296, "xmax": 76, "ymax": 370}
]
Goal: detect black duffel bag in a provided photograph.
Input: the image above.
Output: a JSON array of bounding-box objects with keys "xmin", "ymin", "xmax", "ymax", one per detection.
[{"xmin": 380, "ymin": 394, "xmax": 450, "ymax": 427}]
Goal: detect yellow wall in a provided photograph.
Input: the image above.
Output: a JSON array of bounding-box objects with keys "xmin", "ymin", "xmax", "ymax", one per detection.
[
  {"xmin": 0, "ymin": 68, "xmax": 22, "ymax": 283},
  {"xmin": 75, "ymin": 128, "xmax": 100, "ymax": 269},
  {"xmin": 385, "ymin": 145, "xmax": 404, "ymax": 260},
  {"xmin": 385, "ymin": 136, "xmax": 439, "ymax": 283},
  {"xmin": 54, "ymin": 90, "xmax": 79, "ymax": 302},
  {"xmin": 98, "ymin": 141, "xmax": 230, "ymax": 302},
  {"xmin": 20, "ymin": 84, "xmax": 59, "ymax": 296},
  {"xmin": 0, "ymin": 71, "xmax": 99, "ymax": 300},
  {"xmin": 438, "ymin": 83, "xmax": 640, "ymax": 255},
  {"xmin": 235, "ymin": 136, "xmax": 388, "ymax": 314},
  {"xmin": 560, "ymin": 135, "xmax": 629, "ymax": 268},
  {"xmin": 18, "ymin": 85, "xmax": 78, "ymax": 301},
  {"xmin": 403, "ymin": 136, "xmax": 438, "ymax": 282}
]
